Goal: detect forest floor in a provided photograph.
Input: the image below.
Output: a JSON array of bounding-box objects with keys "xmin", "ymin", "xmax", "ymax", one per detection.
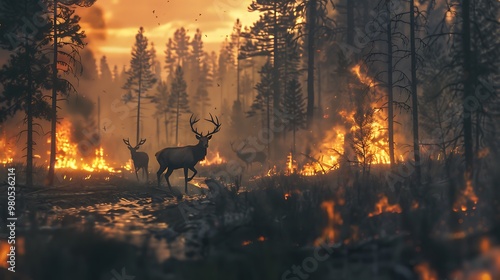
[{"xmin": 0, "ymin": 166, "xmax": 499, "ymax": 280}]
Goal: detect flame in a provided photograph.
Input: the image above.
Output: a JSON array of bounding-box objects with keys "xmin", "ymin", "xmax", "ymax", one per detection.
[
  {"xmin": 0, "ymin": 136, "xmax": 15, "ymax": 165},
  {"xmin": 199, "ymin": 151, "xmax": 225, "ymax": 166},
  {"xmin": 414, "ymin": 262, "xmax": 438, "ymax": 280},
  {"xmin": 368, "ymin": 195, "xmax": 402, "ymax": 217},
  {"xmin": 314, "ymin": 201, "xmax": 343, "ymax": 246},
  {"xmin": 82, "ymin": 147, "xmax": 118, "ymax": 173},
  {"xmin": 46, "ymin": 120, "xmax": 123, "ymax": 173},
  {"xmin": 352, "ymin": 64, "xmax": 376, "ymax": 88},
  {"xmin": 453, "ymin": 178, "xmax": 478, "ymax": 212},
  {"xmin": 0, "ymin": 237, "xmax": 24, "ymax": 269}
]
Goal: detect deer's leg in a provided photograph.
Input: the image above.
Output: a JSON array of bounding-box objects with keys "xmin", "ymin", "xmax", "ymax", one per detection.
[
  {"xmin": 157, "ymin": 164, "xmax": 167, "ymax": 188},
  {"xmin": 184, "ymin": 167, "xmax": 189, "ymax": 194},
  {"xmin": 135, "ymin": 167, "xmax": 139, "ymax": 181},
  {"xmin": 146, "ymin": 165, "xmax": 149, "ymax": 183},
  {"xmin": 187, "ymin": 166, "xmax": 197, "ymax": 181},
  {"xmin": 164, "ymin": 168, "xmax": 174, "ymax": 191}
]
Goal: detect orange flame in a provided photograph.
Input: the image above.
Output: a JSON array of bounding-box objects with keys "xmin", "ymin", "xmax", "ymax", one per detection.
[
  {"xmin": 453, "ymin": 179, "xmax": 478, "ymax": 212},
  {"xmin": 0, "ymin": 136, "xmax": 15, "ymax": 165},
  {"xmin": 414, "ymin": 262, "xmax": 438, "ymax": 280},
  {"xmin": 352, "ymin": 64, "xmax": 376, "ymax": 88},
  {"xmin": 368, "ymin": 195, "xmax": 402, "ymax": 217},
  {"xmin": 314, "ymin": 201, "xmax": 343, "ymax": 246},
  {"xmin": 46, "ymin": 120, "xmax": 123, "ymax": 173},
  {"xmin": 199, "ymin": 151, "xmax": 225, "ymax": 166}
]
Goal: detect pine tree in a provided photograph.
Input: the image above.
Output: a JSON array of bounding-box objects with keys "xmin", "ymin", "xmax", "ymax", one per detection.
[
  {"xmin": 123, "ymin": 27, "xmax": 157, "ymax": 145},
  {"xmin": 47, "ymin": 0, "xmax": 95, "ymax": 186},
  {"xmin": 189, "ymin": 28, "xmax": 205, "ymax": 114},
  {"xmin": 170, "ymin": 66, "xmax": 190, "ymax": 145},
  {"xmin": 172, "ymin": 27, "xmax": 190, "ymax": 66},
  {"xmin": 284, "ymin": 79, "xmax": 306, "ymax": 154},
  {"xmin": 248, "ymin": 61, "xmax": 274, "ymax": 157},
  {"xmin": 0, "ymin": 0, "xmax": 53, "ymax": 186},
  {"xmin": 100, "ymin": 55, "xmax": 112, "ymax": 82},
  {"xmin": 164, "ymin": 38, "xmax": 176, "ymax": 80},
  {"xmin": 150, "ymin": 42, "xmax": 162, "ymax": 81}
]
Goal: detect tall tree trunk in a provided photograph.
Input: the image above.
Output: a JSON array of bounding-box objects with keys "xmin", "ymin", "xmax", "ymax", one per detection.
[
  {"xmin": 24, "ymin": 1, "xmax": 33, "ymax": 187},
  {"xmin": 136, "ymin": 71, "xmax": 142, "ymax": 145},
  {"xmin": 26, "ymin": 51, "xmax": 33, "ymax": 187},
  {"xmin": 461, "ymin": 0, "xmax": 473, "ymax": 178},
  {"xmin": 317, "ymin": 60, "xmax": 322, "ymax": 116},
  {"xmin": 164, "ymin": 112, "xmax": 169, "ymax": 146},
  {"xmin": 306, "ymin": 0, "xmax": 317, "ymax": 127},
  {"xmin": 410, "ymin": 0, "xmax": 421, "ymax": 186},
  {"xmin": 237, "ymin": 36, "xmax": 240, "ymax": 103},
  {"xmin": 47, "ymin": 0, "xmax": 58, "ymax": 186},
  {"xmin": 267, "ymin": 95, "xmax": 271, "ymax": 160},
  {"xmin": 387, "ymin": 5, "xmax": 395, "ymax": 168},
  {"xmin": 156, "ymin": 117, "xmax": 160, "ymax": 149},
  {"xmin": 97, "ymin": 96, "xmax": 101, "ymax": 142},
  {"xmin": 176, "ymin": 95, "xmax": 180, "ymax": 146}
]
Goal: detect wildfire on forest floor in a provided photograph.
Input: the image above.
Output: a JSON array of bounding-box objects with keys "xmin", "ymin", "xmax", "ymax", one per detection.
[
  {"xmin": 199, "ymin": 151, "xmax": 226, "ymax": 166},
  {"xmin": 314, "ymin": 200, "xmax": 343, "ymax": 246},
  {"xmin": 453, "ymin": 178, "xmax": 478, "ymax": 212},
  {"xmin": 45, "ymin": 120, "xmax": 130, "ymax": 175},
  {"xmin": 368, "ymin": 195, "xmax": 402, "ymax": 217},
  {"xmin": 0, "ymin": 135, "xmax": 15, "ymax": 165}
]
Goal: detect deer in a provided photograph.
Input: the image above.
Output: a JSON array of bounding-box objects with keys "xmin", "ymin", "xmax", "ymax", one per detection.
[
  {"xmin": 155, "ymin": 114, "xmax": 221, "ymax": 194},
  {"xmin": 123, "ymin": 138, "xmax": 149, "ymax": 182},
  {"xmin": 230, "ymin": 140, "xmax": 267, "ymax": 170}
]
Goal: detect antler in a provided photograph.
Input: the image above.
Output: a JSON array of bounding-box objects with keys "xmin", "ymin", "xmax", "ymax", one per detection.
[
  {"xmin": 123, "ymin": 138, "xmax": 131, "ymax": 147},
  {"xmin": 136, "ymin": 138, "xmax": 147, "ymax": 148},
  {"xmin": 204, "ymin": 113, "xmax": 221, "ymax": 137},
  {"xmin": 190, "ymin": 114, "xmax": 203, "ymax": 137}
]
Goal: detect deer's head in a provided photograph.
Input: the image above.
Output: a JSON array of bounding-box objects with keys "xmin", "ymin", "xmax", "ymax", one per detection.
[
  {"xmin": 123, "ymin": 138, "xmax": 146, "ymax": 153},
  {"xmin": 190, "ymin": 114, "xmax": 221, "ymax": 148}
]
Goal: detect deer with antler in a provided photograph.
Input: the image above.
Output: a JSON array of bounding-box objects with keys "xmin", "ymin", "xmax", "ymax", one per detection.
[
  {"xmin": 123, "ymin": 138, "xmax": 149, "ymax": 181},
  {"xmin": 155, "ymin": 114, "xmax": 221, "ymax": 194},
  {"xmin": 230, "ymin": 140, "xmax": 267, "ymax": 170}
]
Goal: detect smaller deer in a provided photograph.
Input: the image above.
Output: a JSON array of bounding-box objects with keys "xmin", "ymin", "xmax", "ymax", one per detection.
[
  {"xmin": 123, "ymin": 138, "xmax": 149, "ymax": 182},
  {"xmin": 230, "ymin": 140, "xmax": 267, "ymax": 170}
]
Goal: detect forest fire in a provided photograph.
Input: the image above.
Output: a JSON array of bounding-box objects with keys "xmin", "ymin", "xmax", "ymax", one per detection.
[
  {"xmin": 453, "ymin": 179, "xmax": 478, "ymax": 212},
  {"xmin": 199, "ymin": 151, "xmax": 225, "ymax": 166},
  {"xmin": 0, "ymin": 136, "xmax": 15, "ymax": 165},
  {"xmin": 368, "ymin": 195, "xmax": 402, "ymax": 217},
  {"xmin": 46, "ymin": 120, "xmax": 125, "ymax": 173},
  {"xmin": 414, "ymin": 262, "xmax": 438, "ymax": 280},
  {"xmin": 314, "ymin": 201, "xmax": 343, "ymax": 246}
]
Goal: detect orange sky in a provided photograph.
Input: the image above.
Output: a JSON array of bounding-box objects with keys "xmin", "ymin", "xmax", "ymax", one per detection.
[{"xmin": 77, "ymin": 0, "xmax": 259, "ymax": 76}]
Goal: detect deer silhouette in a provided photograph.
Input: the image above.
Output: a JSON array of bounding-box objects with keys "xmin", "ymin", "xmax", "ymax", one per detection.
[
  {"xmin": 156, "ymin": 114, "xmax": 221, "ymax": 194},
  {"xmin": 230, "ymin": 140, "xmax": 267, "ymax": 170},
  {"xmin": 123, "ymin": 138, "xmax": 149, "ymax": 182}
]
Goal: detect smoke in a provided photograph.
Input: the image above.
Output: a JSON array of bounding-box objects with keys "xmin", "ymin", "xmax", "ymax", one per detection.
[{"xmin": 78, "ymin": 5, "xmax": 107, "ymax": 39}]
